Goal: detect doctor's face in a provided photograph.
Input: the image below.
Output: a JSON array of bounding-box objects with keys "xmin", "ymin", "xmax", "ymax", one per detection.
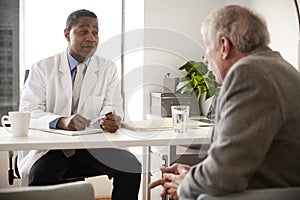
[{"xmin": 64, "ymin": 16, "xmax": 99, "ymax": 63}]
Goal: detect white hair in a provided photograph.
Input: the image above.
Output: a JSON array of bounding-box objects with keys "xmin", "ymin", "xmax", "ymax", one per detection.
[{"xmin": 201, "ymin": 5, "xmax": 270, "ymax": 52}]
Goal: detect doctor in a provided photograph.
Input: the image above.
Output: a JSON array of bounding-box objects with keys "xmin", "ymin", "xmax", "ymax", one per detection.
[{"xmin": 19, "ymin": 9, "xmax": 141, "ymax": 200}]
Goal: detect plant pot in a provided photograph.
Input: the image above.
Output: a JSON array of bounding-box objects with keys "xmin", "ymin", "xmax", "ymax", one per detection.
[{"xmin": 200, "ymin": 93, "xmax": 214, "ymax": 117}]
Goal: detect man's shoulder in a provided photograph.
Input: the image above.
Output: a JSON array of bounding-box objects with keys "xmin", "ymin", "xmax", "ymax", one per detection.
[
  {"xmin": 92, "ymin": 54, "xmax": 114, "ymax": 64},
  {"xmin": 91, "ymin": 55, "xmax": 117, "ymax": 70},
  {"xmin": 35, "ymin": 51, "xmax": 65, "ymax": 65},
  {"xmin": 30, "ymin": 51, "xmax": 67, "ymax": 74}
]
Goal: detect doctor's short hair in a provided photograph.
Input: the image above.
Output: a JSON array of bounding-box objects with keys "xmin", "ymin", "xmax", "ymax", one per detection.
[
  {"xmin": 201, "ymin": 5, "xmax": 270, "ymax": 53},
  {"xmin": 66, "ymin": 9, "xmax": 98, "ymax": 30}
]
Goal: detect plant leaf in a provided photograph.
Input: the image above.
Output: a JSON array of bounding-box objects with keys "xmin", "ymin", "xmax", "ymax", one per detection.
[
  {"xmin": 176, "ymin": 80, "xmax": 190, "ymax": 91},
  {"xmin": 177, "ymin": 60, "xmax": 219, "ymax": 102},
  {"xmin": 180, "ymin": 84, "xmax": 194, "ymax": 94}
]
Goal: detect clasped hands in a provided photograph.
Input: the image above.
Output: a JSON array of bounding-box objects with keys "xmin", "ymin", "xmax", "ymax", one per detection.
[
  {"xmin": 57, "ymin": 111, "xmax": 121, "ymax": 133},
  {"xmin": 149, "ymin": 163, "xmax": 191, "ymax": 200}
]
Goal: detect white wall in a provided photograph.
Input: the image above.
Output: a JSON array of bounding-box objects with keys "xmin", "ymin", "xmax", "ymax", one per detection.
[
  {"xmin": 250, "ymin": 0, "xmax": 299, "ymax": 69},
  {"xmin": 225, "ymin": 0, "xmax": 250, "ymax": 7},
  {"xmin": 122, "ymin": 0, "xmax": 145, "ymax": 121}
]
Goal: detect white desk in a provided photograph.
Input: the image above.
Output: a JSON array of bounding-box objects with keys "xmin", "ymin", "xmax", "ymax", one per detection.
[
  {"xmin": 0, "ymin": 127, "xmax": 211, "ymax": 199},
  {"xmin": 0, "ymin": 127, "xmax": 211, "ymax": 151}
]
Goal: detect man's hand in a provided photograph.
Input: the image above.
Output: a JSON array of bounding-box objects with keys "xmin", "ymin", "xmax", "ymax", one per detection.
[
  {"xmin": 149, "ymin": 163, "xmax": 191, "ymax": 200},
  {"xmin": 100, "ymin": 112, "xmax": 121, "ymax": 133},
  {"xmin": 57, "ymin": 114, "xmax": 90, "ymax": 131}
]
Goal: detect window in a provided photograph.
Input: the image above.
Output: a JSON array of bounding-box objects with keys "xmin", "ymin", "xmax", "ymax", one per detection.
[{"xmin": 0, "ymin": 0, "xmax": 19, "ymax": 117}]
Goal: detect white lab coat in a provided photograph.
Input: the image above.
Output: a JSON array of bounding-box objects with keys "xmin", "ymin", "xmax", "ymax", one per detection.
[{"xmin": 18, "ymin": 50, "xmax": 123, "ymax": 185}]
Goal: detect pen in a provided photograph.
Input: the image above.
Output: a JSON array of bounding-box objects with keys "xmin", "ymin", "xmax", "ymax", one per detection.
[
  {"xmin": 198, "ymin": 124, "xmax": 214, "ymax": 127},
  {"xmin": 90, "ymin": 112, "xmax": 113, "ymax": 126}
]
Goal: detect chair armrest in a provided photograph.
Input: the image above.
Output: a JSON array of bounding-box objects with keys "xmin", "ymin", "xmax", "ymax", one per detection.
[{"xmin": 197, "ymin": 187, "xmax": 300, "ymax": 200}]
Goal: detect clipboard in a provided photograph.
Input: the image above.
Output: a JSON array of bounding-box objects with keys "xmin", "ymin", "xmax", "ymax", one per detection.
[{"xmin": 39, "ymin": 127, "xmax": 103, "ymax": 136}]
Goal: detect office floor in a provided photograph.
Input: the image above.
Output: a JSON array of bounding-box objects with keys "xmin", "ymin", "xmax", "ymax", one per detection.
[{"xmin": 95, "ymin": 196, "xmax": 111, "ymax": 200}]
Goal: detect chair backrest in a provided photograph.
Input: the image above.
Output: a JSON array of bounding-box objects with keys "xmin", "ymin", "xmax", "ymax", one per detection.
[
  {"xmin": 0, "ymin": 181, "xmax": 94, "ymax": 200},
  {"xmin": 24, "ymin": 69, "xmax": 30, "ymax": 83}
]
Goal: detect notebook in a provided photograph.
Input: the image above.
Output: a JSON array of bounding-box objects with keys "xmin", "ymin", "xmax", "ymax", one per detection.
[{"xmin": 40, "ymin": 127, "xmax": 103, "ymax": 136}]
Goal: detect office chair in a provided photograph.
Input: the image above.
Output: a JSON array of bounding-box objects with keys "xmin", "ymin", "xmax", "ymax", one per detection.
[
  {"xmin": 7, "ymin": 151, "xmax": 20, "ymax": 185},
  {"xmin": 7, "ymin": 69, "xmax": 28, "ymax": 185}
]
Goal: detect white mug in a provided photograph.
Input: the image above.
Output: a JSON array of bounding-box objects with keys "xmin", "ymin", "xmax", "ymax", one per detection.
[{"xmin": 1, "ymin": 111, "xmax": 31, "ymax": 137}]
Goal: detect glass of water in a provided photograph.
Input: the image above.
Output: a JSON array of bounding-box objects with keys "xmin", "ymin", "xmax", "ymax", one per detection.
[{"xmin": 171, "ymin": 105, "xmax": 189, "ymax": 133}]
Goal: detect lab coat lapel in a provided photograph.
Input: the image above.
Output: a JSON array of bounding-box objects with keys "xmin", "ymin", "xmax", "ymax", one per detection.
[
  {"xmin": 58, "ymin": 53, "xmax": 73, "ymax": 114},
  {"xmin": 77, "ymin": 57, "xmax": 100, "ymax": 113}
]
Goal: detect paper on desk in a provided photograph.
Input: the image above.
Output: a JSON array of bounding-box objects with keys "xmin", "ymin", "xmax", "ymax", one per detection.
[
  {"xmin": 40, "ymin": 127, "xmax": 103, "ymax": 136},
  {"xmin": 122, "ymin": 118, "xmax": 199, "ymax": 131},
  {"xmin": 190, "ymin": 117, "xmax": 214, "ymax": 127}
]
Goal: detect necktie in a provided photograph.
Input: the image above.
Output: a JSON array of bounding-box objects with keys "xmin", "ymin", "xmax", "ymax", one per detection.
[
  {"xmin": 63, "ymin": 63, "xmax": 86, "ymax": 158},
  {"xmin": 72, "ymin": 63, "xmax": 86, "ymax": 114}
]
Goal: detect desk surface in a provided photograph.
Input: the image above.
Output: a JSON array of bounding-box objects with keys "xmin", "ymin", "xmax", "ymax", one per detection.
[{"xmin": 0, "ymin": 127, "xmax": 211, "ymax": 151}]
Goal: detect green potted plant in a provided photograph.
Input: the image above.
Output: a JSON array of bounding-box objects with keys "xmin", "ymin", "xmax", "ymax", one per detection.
[{"xmin": 176, "ymin": 60, "xmax": 219, "ymax": 116}]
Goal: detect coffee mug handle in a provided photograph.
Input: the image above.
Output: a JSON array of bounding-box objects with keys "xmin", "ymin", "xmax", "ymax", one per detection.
[{"xmin": 1, "ymin": 115, "xmax": 12, "ymax": 133}]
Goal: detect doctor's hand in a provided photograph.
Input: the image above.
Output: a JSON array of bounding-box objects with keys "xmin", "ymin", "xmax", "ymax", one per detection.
[
  {"xmin": 149, "ymin": 163, "xmax": 191, "ymax": 200},
  {"xmin": 99, "ymin": 112, "xmax": 121, "ymax": 133},
  {"xmin": 57, "ymin": 114, "xmax": 91, "ymax": 131}
]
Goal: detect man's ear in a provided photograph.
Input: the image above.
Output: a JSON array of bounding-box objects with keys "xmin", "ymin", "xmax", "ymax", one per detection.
[
  {"xmin": 220, "ymin": 36, "xmax": 231, "ymax": 59},
  {"xmin": 64, "ymin": 29, "xmax": 70, "ymax": 42}
]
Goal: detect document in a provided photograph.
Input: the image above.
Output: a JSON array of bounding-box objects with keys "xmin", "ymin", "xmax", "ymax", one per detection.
[
  {"xmin": 122, "ymin": 118, "xmax": 199, "ymax": 131},
  {"xmin": 39, "ymin": 127, "xmax": 103, "ymax": 136},
  {"xmin": 122, "ymin": 119, "xmax": 172, "ymax": 131}
]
